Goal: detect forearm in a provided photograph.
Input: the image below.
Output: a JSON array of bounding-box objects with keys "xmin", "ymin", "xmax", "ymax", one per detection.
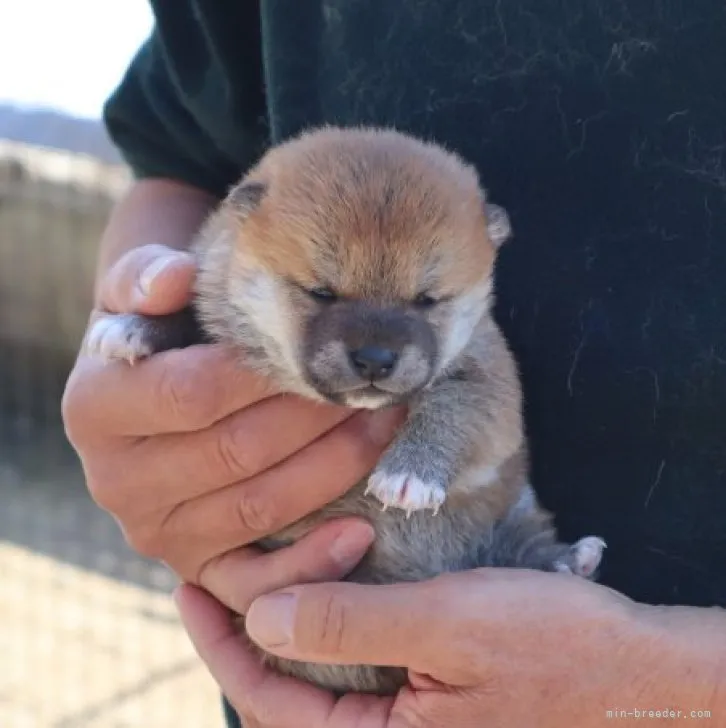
[
  {"xmin": 620, "ymin": 601, "xmax": 726, "ymax": 717},
  {"xmin": 94, "ymin": 177, "xmax": 218, "ymax": 303}
]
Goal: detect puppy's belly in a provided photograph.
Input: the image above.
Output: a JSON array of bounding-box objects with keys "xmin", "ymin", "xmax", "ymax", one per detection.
[
  {"xmin": 249, "ymin": 478, "xmax": 501, "ymax": 694},
  {"xmin": 260, "ymin": 474, "xmax": 516, "ymax": 583},
  {"xmin": 247, "ymin": 470, "xmax": 608, "ymax": 696},
  {"xmin": 251, "ymin": 481, "xmax": 493, "ymax": 695},
  {"xmin": 261, "ymin": 646, "xmax": 408, "ymax": 696}
]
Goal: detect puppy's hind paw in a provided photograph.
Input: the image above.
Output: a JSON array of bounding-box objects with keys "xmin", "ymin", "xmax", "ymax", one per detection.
[
  {"xmin": 84, "ymin": 314, "xmax": 153, "ymax": 365},
  {"xmin": 365, "ymin": 471, "xmax": 446, "ymax": 516},
  {"xmin": 554, "ymin": 536, "xmax": 606, "ymax": 579}
]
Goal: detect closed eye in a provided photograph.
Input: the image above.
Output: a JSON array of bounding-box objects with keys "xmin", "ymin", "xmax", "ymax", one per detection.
[
  {"xmin": 413, "ymin": 291, "xmax": 455, "ymax": 308},
  {"xmin": 286, "ymin": 278, "xmax": 340, "ymax": 303},
  {"xmin": 307, "ymin": 286, "xmax": 338, "ymax": 303},
  {"xmin": 413, "ymin": 292, "xmax": 438, "ymax": 308}
]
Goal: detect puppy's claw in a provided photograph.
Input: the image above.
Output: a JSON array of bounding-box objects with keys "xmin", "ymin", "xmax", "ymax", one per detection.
[
  {"xmin": 555, "ymin": 536, "xmax": 607, "ymax": 579},
  {"xmin": 366, "ymin": 471, "xmax": 446, "ymax": 515},
  {"xmin": 84, "ymin": 315, "xmax": 153, "ymax": 365}
]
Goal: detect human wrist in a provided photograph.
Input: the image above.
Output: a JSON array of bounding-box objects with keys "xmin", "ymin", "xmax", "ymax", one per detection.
[
  {"xmin": 94, "ymin": 177, "xmax": 218, "ymax": 301},
  {"xmin": 622, "ymin": 599, "xmax": 726, "ymax": 712}
]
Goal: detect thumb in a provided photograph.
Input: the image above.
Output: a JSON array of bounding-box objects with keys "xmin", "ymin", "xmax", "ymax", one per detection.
[
  {"xmin": 245, "ymin": 576, "xmax": 462, "ymax": 672},
  {"xmin": 98, "ymin": 243, "xmax": 196, "ymax": 315}
]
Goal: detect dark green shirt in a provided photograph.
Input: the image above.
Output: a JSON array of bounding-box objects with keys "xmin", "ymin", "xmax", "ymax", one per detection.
[{"xmin": 106, "ymin": 0, "xmax": 726, "ymax": 610}]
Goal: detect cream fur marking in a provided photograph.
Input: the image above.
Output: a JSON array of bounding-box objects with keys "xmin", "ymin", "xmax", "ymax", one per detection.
[
  {"xmin": 437, "ymin": 280, "xmax": 492, "ymax": 372},
  {"xmin": 343, "ymin": 391, "xmax": 393, "ymax": 409},
  {"xmin": 452, "ymin": 464, "xmax": 501, "ymax": 493},
  {"xmin": 228, "ymin": 269, "xmax": 302, "ymax": 379}
]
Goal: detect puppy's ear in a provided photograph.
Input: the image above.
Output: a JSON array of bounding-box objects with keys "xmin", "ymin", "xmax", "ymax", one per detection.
[
  {"xmin": 485, "ymin": 202, "xmax": 511, "ymax": 248},
  {"xmin": 225, "ymin": 180, "xmax": 268, "ymax": 218}
]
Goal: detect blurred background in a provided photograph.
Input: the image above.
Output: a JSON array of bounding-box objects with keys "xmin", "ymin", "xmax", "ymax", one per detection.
[{"xmin": 0, "ymin": 2, "xmax": 222, "ymax": 726}]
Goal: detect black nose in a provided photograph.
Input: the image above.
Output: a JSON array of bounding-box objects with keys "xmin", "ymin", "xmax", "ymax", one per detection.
[{"xmin": 349, "ymin": 346, "xmax": 398, "ymax": 381}]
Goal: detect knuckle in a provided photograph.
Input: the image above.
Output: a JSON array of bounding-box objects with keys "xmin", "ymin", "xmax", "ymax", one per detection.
[
  {"xmin": 124, "ymin": 525, "xmax": 165, "ymax": 559},
  {"xmin": 305, "ymin": 592, "xmax": 348, "ymax": 655},
  {"xmin": 158, "ymin": 360, "xmax": 217, "ymax": 427},
  {"xmin": 197, "ymin": 550, "xmax": 252, "ymax": 608},
  {"xmin": 235, "ymin": 487, "xmax": 278, "ymax": 536},
  {"xmin": 60, "ymin": 367, "xmax": 93, "ymax": 445},
  {"xmin": 84, "ymin": 469, "xmax": 123, "ymax": 512},
  {"xmin": 83, "ymin": 462, "xmax": 147, "ymax": 534},
  {"xmin": 86, "ymin": 481, "xmax": 165, "ymax": 558},
  {"xmin": 394, "ymin": 703, "xmax": 442, "ymax": 728},
  {"xmin": 213, "ymin": 424, "xmax": 260, "ymax": 480},
  {"xmin": 82, "ymin": 454, "xmax": 131, "ymax": 513}
]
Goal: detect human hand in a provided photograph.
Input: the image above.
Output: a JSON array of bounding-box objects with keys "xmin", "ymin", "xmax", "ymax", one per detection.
[
  {"xmin": 176, "ymin": 565, "xmax": 720, "ymax": 728},
  {"xmin": 61, "ymin": 243, "xmax": 405, "ymax": 605}
]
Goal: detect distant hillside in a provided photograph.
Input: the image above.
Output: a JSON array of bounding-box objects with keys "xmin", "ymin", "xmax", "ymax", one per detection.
[{"xmin": 0, "ymin": 104, "xmax": 122, "ymax": 165}]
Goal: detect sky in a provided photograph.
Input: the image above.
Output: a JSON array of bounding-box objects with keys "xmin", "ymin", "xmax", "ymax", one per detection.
[{"xmin": 0, "ymin": 0, "xmax": 154, "ymax": 119}]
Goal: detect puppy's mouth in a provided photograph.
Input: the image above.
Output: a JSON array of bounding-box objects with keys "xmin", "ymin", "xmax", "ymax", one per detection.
[
  {"xmin": 312, "ymin": 383, "xmax": 419, "ymax": 409},
  {"xmin": 339, "ymin": 387, "xmax": 396, "ymax": 409}
]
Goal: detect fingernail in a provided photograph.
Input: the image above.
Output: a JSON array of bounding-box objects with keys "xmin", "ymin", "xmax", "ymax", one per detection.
[
  {"xmin": 329, "ymin": 522, "xmax": 375, "ymax": 571},
  {"xmin": 246, "ymin": 593, "xmax": 296, "ymax": 648},
  {"xmin": 360, "ymin": 407, "xmax": 405, "ymax": 446},
  {"xmin": 137, "ymin": 254, "xmax": 185, "ymax": 298}
]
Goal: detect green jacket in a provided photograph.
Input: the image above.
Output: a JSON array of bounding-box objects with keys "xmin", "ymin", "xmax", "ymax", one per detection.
[{"xmin": 106, "ymin": 0, "xmax": 726, "ymax": 611}]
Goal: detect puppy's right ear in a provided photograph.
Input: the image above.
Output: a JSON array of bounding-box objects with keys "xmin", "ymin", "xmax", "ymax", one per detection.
[
  {"xmin": 484, "ymin": 202, "xmax": 511, "ymax": 249},
  {"xmin": 225, "ymin": 180, "xmax": 267, "ymax": 218}
]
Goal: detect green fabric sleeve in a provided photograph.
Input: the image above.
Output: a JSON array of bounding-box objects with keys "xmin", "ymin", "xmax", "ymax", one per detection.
[{"xmin": 102, "ymin": 5, "xmax": 268, "ymax": 198}]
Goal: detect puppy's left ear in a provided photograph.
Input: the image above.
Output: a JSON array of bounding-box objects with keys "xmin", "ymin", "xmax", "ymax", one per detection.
[
  {"xmin": 225, "ymin": 179, "xmax": 268, "ymax": 218},
  {"xmin": 485, "ymin": 203, "xmax": 511, "ymax": 249}
]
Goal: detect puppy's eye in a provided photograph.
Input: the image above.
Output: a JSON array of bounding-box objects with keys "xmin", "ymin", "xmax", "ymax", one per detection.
[
  {"xmin": 413, "ymin": 292, "xmax": 438, "ymax": 308},
  {"xmin": 308, "ymin": 286, "xmax": 338, "ymax": 303}
]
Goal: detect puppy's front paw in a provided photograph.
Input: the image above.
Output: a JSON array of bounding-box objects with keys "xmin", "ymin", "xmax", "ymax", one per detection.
[
  {"xmin": 84, "ymin": 308, "xmax": 202, "ymax": 365},
  {"xmin": 554, "ymin": 536, "xmax": 606, "ymax": 579},
  {"xmin": 84, "ymin": 314, "xmax": 153, "ymax": 365},
  {"xmin": 365, "ymin": 470, "xmax": 446, "ymax": 516}
]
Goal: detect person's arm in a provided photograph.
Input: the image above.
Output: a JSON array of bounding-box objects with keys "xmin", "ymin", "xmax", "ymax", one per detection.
[
  {"xmin": 96, "ymin": 4, "xmax": 268, "ymax": 291},
  {"xmin": 92, "ymin": 178, "xmax": 216, "ymax": 303},
  {"xmin": 176, "ymin": 567, "xmax": 726, "ymax": 727},
  {"xmin": 640, "ymin": 602, "xmax": 726, "ymax": 709}
]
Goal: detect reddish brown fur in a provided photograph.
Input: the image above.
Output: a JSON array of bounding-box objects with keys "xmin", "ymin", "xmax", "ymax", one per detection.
[{"xmin": 226, "ymin": 127, "xmax": 496, "ymax": 299}]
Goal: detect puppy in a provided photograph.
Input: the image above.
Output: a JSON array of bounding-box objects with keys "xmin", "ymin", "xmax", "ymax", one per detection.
[{"xmin": 85, "ymin": 126, "xmax": 606, "ymax": 695}]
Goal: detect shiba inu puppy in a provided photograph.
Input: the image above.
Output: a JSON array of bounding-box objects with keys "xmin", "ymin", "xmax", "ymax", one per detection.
[{"xmin": 85, "ymin": 126, "xmax": 606, "ymax": 695}]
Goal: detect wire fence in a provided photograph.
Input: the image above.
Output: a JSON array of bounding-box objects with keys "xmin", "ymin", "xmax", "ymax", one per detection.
[{"xmin": 0, "ymin": 140, "xmax": 222, "ymax": 727}]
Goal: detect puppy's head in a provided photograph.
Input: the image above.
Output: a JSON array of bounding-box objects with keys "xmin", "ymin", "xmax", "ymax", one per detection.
[{"xmin": 199, "ymin": 127, "xmax": 511, "ymax": 407}]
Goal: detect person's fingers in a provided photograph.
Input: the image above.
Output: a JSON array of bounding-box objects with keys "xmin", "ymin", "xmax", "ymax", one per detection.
[
  {"xmin": 245, "ymin": 574, "xmax": 471, "ymax": 673},
  {"xmin": 62, "ymin": 345, "xmax": 278, "ymax": 441},
  {"xmin": 163, "ymin": 407, "xmax": 406, "ymax": 576},
  {"xmin": 99, "ymin": 243, "xmax": 197, "ymax": 315},
  {"xmin": 175, "ymin": 584, "xmax": 398, "ymax": 728},
  {"xmin": 200, "ymin": 519, "xmax": 375, "ymax": 614},
  {"xmin": 126, "ymin": 394, "xmax": 354, "ymax": 507},
  {"xmin": 100, "ymin": 406, "xmax": 402, "ymax": 578},
  {"xmin": 174, "ymin": 584, "xmax": 339, "ymax": 726}
]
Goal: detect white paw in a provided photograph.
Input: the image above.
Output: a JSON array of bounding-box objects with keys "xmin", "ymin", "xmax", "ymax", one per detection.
[
  {"xmin": 569, "ymin": 536, "xmax": 606, "ymax": 578},
  {"xmin": 84, "ymin": 315, "xmax": 152, "ymax": 365},
  {"xmin": 365, "ymin": 471, "xmax": 446, "ymax": 516}
]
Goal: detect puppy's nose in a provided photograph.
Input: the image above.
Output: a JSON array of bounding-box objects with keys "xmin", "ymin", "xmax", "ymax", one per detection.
[{"xmin": 349, "ymin": 346, "xmax": 398, "ymax": 381}]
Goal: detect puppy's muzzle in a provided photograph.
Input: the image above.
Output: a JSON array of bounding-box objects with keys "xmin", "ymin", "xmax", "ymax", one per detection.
[{"xmin": 348, "ymin": 345, "xmax": 398, "ymax": 381}]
